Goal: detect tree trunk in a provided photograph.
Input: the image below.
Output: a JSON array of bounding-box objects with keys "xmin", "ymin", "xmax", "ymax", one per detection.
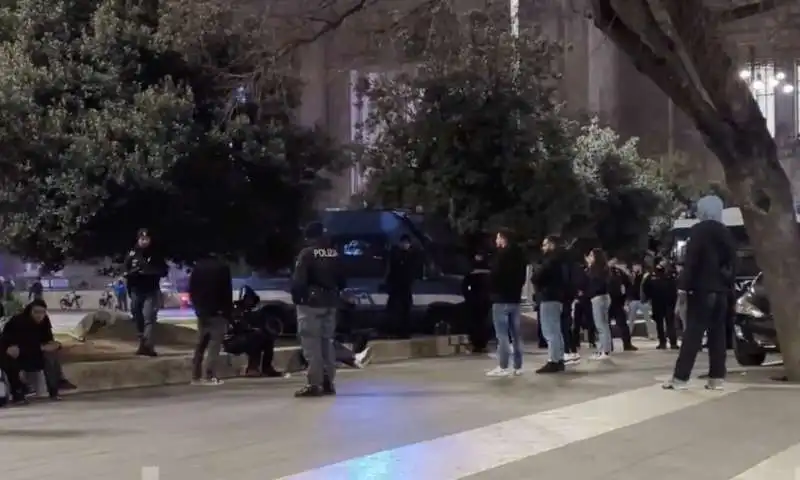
[{"xmin": 723, "ymin": 151, "xmax": 800, "ymax": 381}]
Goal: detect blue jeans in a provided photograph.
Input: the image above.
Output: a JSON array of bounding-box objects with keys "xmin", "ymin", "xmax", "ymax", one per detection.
[
  {"xmin": 492, "ymin": 303, "xmax": 523, "ymax": 369},
  {"xmin": 130, "ymin": 291, "xmax": 160, "ymax": 348},
  {"xmin": 539, "ymin": 301, "xmax": 564, "ymax": 363},
  {"xmin": 591, "ymin": 294, "xmax": 613, "ymax": 353}
]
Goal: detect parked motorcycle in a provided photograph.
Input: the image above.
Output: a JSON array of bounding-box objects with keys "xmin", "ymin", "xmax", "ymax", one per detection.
[
  {"xmin": 98, "ymin": 290, "xmax": 114, "ymax": 309},
  {"xmin": 59, "ymin": 291, "xmax": 82, "ymax": 310}
]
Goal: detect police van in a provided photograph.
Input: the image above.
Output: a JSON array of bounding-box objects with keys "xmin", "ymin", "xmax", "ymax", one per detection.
[{"xmin": 253, "ymin": 208, "xmax": 471, "ymax": 337}]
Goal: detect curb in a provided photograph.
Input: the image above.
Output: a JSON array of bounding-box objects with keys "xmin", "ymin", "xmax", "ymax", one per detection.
[{"xmin": 61, "ymin": 335, "xmax": 469, "ymax": 394}]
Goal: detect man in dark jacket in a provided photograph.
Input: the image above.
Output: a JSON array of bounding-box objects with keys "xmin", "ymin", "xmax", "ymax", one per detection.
[
  {"xmin": 643, "ymin": 259, "xmax": 679, "ymax": 349},
  {"xmin": 383, "ymin": 234, "xmax": 417, "ymax": 339},
  {"xmin": 189, "ymin": 255, "xmax": 233, "ymax": 385},
  {"xmin": 124, "ymin": 228, "xmax": 169, "ymax": 356},
  {"xmin": 664, "ymin": 195, "xmax": 736, "ymax": 390},
  {"xmin": 292, "ymin": 222, "xmax": 346, "ymax": 397},
  {"xmin": 0, "ymin": 300, "xmax": 64, "ymax": 403},
  {"xmin": 485, "ymin": 229, "xmax": 527, "ymax": 377},
  {"xmin": 608, "ymin": 260, "xmax": 637, "ymax": 351},
  {"xmin": 531, "ymin": 235, "xmax": 570, "ymax": 374},
  {"xmin": 462, "ymin": 252, "xmax": 492, "ymax": 353}
]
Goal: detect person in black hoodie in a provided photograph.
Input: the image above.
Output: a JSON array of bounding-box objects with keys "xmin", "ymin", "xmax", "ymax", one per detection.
[
  {"xmin": 0, "ymin": 300, "xmax": 65, "ymax": 403},
  {"xmin": 383, "ymin": 234, "xmax": 418, "ymax": 339},
  {"xmin": 663, "ymin": 195, "xmax": 736, "ymax": 390},
  {"xmin": 462, "ymin": 251, "xmax": 492, "ymax": 353},
  {"xmin": 643, "ymin": 258, "xmax": 679, "ymax": 349},
  {"xmin": 608, "ymin": 259, "xmax": 637, "ymax": 351},
  {"xmin": 124, "ymin": 228, "xmax": 169, "ymax": 356},
  {"xmin": 485, "ymin": 229, "xmax": 527, "ymax": 377},
  {"xmin": 189, "ymin": 255, "xmax": 233, "ymax": 385},
  {"xmin": 531, "ymin": 235, "xmax": 570, "ymax": 374}
]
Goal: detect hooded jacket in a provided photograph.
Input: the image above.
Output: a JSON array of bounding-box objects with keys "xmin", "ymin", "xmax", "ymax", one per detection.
[{"xmin": 678, "ymin": 195, "xmax": 737, "ymax": 293}]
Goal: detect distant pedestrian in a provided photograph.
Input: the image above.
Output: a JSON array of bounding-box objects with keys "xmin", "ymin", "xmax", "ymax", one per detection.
[
  {"xmin": 643, "ymin": 258, "xmax": 679, "ymax": 349},
  {"xmin": 114, "ymin": 278, "xmax": 128, "ymax": 312},
  {"xmin": 485, "ymin": 228, "xmax": 527, "ymax": 377},
  {"xmin": 124, "ymin": 228, "xmax": 168, "ymax": 357},
  {"xmin": 28, "ymin": 277, "xmax": 44, "ymax": 302},
  {"xmin": 663, "ymin": 195, "xmax": 735, "ymax": 391},
  {"xmin": 531, "ymin": 235, "xmax": 570, "ymax": 374}
]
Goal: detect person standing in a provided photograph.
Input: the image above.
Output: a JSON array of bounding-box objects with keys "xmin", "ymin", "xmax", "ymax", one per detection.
[
  {"xmin": 644, "ymin": 258, "xmax": 679, "ymax": 349},
  {"xmin": 188, "ymin": 255, "xmax": 232, "ymax": 385},
  {"xmin": 291, "ymin": 222, "xmax": 346, "ymax": 398},
  {"xmin": 485, "ymin": 229, "xmax": 527, "ymax": 377},
  {"xmin": 584, "ymin": 248, "xmax": 614, "ymax": 359},
  {"xmin": 383, "ymin": 234, "xmax": 417, "ymax": 339},
  {"xmin": 28, "ymin": 277, "xmax": 44, "ymax": 302},
  {"xmin": 462, "ymin": 252, "xmax": 492, "ymax": 353},
  {"xmin": 114, "ymin": 278, "xmax": 128, "ymax": 312},
  {"xmin": 608, "ymin": 260, "xmax": 637, "ymax": 351},
  {"xmin": 531, "ymin": 235, "xmax": 570, "ymax": 374},
  {"xmin": 626, "ymin": 262, "xmax": 649, "ymax": 338},
  {"xmin": 663, "ymin": 195, "xmax": 735, "ymax": 390},
  {"xmin": 124, "ymin": 228, "xmax": 168, "ymax": 357}
]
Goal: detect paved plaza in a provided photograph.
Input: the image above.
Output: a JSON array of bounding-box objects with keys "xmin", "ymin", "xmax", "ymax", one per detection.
[{"xmin": 3, "ymin": 341, "xmax": 800, "ymax": 480}]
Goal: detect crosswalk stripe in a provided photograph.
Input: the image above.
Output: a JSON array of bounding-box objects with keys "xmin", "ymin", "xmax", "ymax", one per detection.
[
  {"xmin": 729, "ymin": 442, "xmax": 800, "ymax": 479},
  {"xmin": 278, "ymin": 383, "xmax": 747, "ymax": 480}
]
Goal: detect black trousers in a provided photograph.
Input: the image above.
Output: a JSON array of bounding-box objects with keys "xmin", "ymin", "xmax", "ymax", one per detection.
[
  {"xmin": 609, "ymin": 300, "xmax": 633, "ymax": 347},
  {"xmin": 652, "ymin": 302, "xmax": 678, "ymax": 347},
  {"xmin": 386, "ymin": 291, "xmax": 412, "ymax": 338},
  {"xmin": 465, "ymin": 300, "xmax": 491, "ymax": 351},
  {"xmin": 245, "ymin": 330, "xmax": 276, "ymax": 373},
  {"xmin": 562, "ymin": 302, "xmax": 579, "ymax": 354},
  {"xmin": 673, "ymin": 291, "xmax": 728, "ymax": 381},
  {"xmin": 0, "ymin": 350, "xmax": 60, "ymax": 398}
]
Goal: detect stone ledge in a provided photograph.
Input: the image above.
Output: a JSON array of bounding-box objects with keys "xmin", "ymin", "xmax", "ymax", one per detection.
[{"xmin": 62, "ymin": 335, "xmax": 470, "ymax": 394}]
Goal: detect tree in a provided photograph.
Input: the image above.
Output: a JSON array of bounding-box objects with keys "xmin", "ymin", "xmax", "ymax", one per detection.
[
  {"xmin": 589, "ymin": 0, "xmax": 800, "ymax": 379},
  {"xmin": 0, "ymin": 0, "xmax": 342, "ymax": 270},
  {"xmin": 568, "ymin": 120, "xmax": 679, "ymax": 256},
  {"xmin": 356, "ymin": 7, "xmax": 585, "ymax": 247}
]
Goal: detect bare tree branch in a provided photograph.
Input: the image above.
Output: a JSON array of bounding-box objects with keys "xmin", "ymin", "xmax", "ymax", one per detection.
[{"xmin": 718, "ymin": 0, "xmax": 795, "ymax": 23}]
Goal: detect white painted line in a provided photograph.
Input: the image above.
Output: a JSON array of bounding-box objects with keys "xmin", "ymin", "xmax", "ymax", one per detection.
[
  {"xmin": 729, "ymin": 442, "xmax": 800, "ymax": 479},
  {"xmin": 277, "ymin": 383, "xmax": 746, "ymax": 480}
]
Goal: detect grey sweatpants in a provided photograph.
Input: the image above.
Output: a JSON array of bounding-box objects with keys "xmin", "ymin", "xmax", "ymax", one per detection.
[
  {"xmin": 296, "ymin": 305, "xmax": 337, "ymax": 386},
  {"xmin": 192, "ymin": 316, "xmax": 227, "ymax": 380}
]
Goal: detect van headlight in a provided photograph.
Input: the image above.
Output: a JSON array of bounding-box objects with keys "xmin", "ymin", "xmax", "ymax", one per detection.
[{"xmin": 735, "ymin": 298, "xmax": 765, "ymax": 318}]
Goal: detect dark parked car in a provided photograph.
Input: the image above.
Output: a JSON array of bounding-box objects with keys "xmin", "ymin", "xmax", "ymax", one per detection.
[{"xmin": 733, "ymin": 273, "xmax": 778, "ymax": 366}]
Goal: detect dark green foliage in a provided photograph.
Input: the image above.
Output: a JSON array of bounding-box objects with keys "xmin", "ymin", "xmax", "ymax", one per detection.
[{"xmin": 0, "ymin": 0, "xmax": 340, "ymax": 270}]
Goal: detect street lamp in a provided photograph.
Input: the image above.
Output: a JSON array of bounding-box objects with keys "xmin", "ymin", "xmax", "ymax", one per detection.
[{"xmin": 739, "ymin": 68, "xmax": 794, "ymax": 94}]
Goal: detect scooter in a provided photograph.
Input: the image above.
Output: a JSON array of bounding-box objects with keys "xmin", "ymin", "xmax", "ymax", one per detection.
[{"xmin": 59, "ymin": 291, "xmax": 82, "ymax": 310}]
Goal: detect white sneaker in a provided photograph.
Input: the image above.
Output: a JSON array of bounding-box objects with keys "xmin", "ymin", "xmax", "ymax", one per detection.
[
  {"xmin": 354, "ymin": 347, "xmax": 373, "ymax": 368},
  {"xmin": 512, "ymin": 368, "xmax": 524, "ymax": 376},
  {"xmin": 564, "ymin": 353, "xmax": 581, "ymax": 364},
  {"xmin": 486, "ymin": 367, "xmax": 512, "ymax": 377},
  {"xmin": 590, "ymin": 352, "xmax": 610, "ymax": 360}
]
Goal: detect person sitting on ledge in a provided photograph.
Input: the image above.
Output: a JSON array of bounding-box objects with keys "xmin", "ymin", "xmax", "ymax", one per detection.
[{"xmin": 0, "ymin": 300, "xmax": 76, "ymax": 405}]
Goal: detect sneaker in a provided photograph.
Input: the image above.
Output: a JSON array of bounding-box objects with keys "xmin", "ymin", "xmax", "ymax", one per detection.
[
  {"xmin": 656, "ymin": 344, "xmax": 667, "ymax": 350},
  {"xmin": 322, "ymin": 378, "xmax": 336, "ymax": 395},
  {"xmin": 59, "ymin": 379, "xmax": 77, "ymax": 391},
  {"xmin": 354, "ymin": 346, "xmax": 374, "ymax": 368},
  {"xmin": 564, "ymin": 353, "xmax": 581, "ymax": 364},
  {"xmin": 190, "ymin": 378, "xmax": 204, "ymax": 386},
  {"xmin": 670, "ymin": 344, "xmax": 680, "ymax": 350},
  {"xmin": 485, "ymin": 367, "xmax": 512, "ymax": 377},
  {"xmin": 590, "ymin": 352, "xmax": 610, "ymax": 360},
  {"xmin": 294, "ymin": 385, "xmax": 325, "ymax": 398},
  {"xmin": 705, "ymin": 378, "xmax": 724, "ymax": 390},
  {"xmin": 206, "ymin": 377, "xmax": 223, "ymax": 385},
  {"xmin": 512, "ymin": 368, "xmax": 524, "ymax": 376},
  {"xmin": 662, "ymin": 378, "xmax": 689, "ymax": 390},
  {"xmin": 535, "ymin": 361, "xmax": 565, "ymax": 374},
  {"xmin": 623, "ymin": 344, "xmax": 638, "ymax": 352}
]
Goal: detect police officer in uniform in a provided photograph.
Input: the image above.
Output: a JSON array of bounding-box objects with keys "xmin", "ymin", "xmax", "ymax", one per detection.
[
  {"xmin": 291, "ymin": 222, "xmax": 346, "ymax": 398},
  {"xmin": 124, "ymin": 228, "xmax": 168, "ymax": 356}
]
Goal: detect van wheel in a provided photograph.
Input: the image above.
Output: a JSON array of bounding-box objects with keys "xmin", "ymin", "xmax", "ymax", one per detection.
[{"xmin": 734, "ymin": 338, "xmax": 767, "ymax": 366}]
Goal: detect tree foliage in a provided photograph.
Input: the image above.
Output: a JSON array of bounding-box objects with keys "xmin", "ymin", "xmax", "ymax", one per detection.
[
  {"xmin": 0, "ymin": 0, "xmax": 341, "ymax": 270},
  {"xmin": 356, "ymin": 8, "xmax": 584, "ymax": 246},
  {"xmin": 357, "ymin": 6, "xmax": 677, "ymax": 254},
  {"xmin": 569, "ymin": 120, "xmax": 679, "ymax": 255}
]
